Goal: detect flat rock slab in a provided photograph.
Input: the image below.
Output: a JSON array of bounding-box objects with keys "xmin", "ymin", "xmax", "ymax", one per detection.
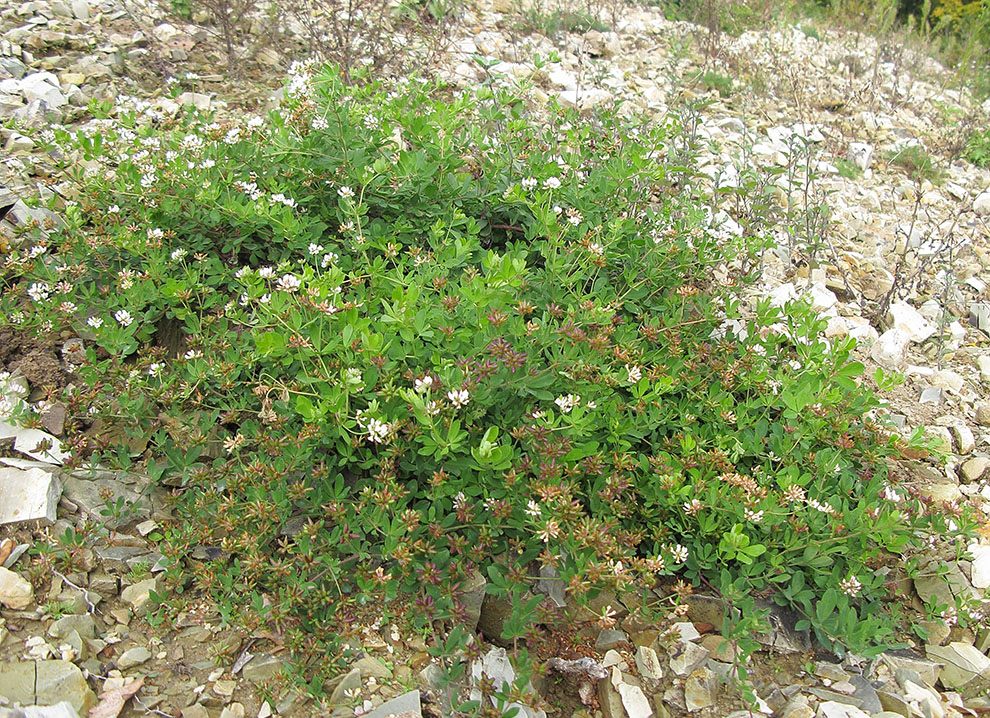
[
  {"xmin": 361, "ymin": 690, "xmax": 421, "ymax": 718},
  {"xmin": 0, "ymin": 466, "xmax": 60, "ymax": 525},
  {"xmin": 0, "ymin": 660, "xmax": 97, "ymax": 714}
]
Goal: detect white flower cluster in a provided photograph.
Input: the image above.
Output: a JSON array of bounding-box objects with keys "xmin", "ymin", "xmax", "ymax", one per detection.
[
  {"xmin": 356, "ymin": 409, "xmax": 392, "ymax": 444},
  {"xmin": 554, "ymin": 394, "xmax": 581, "ymax": 413}
]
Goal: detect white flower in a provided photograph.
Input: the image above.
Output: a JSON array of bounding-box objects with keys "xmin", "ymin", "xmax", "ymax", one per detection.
[
  {"xmin": 247, "ymin": 116, "xmax": 265, "ymax": 128},
  {"xmin": 567, "ymin": 211, "xmax": 583, "ymax": 226},
  {"xmin": 683, "ymin": 499, "xmax": 702, "ymax": 515},
  {"xmin": 29, "ymin": 245, "xmax": 47, "ymax": 258},
  {"xmin": 414, "ymin": 375, "xmax": 433, "ymax": 393},
  {"xmin": 276, "ymin": 274, "xmax": 302, "ymax": 292},
  {"xmin": 448, "ymin": 388, "xmax": 470, "ymax": 407},
  {"xmin": 554, "ymin": 394, "xmax": 580, "ymax": 413},
  {"xmin": 453, "ymin": 492, "xmax": 467, "ymax": 510},
  {"xmin": 108, "ymin": 205, "xmax": 120, "ymax": 213},
  {"xmin": 148, "ymin": 362, "xmax": 164, "ymax": 376},
  {"xmin": 171, "ymin": 248, "xmax": 188, "ymax": 261},
  {"xmin": 670, "ymin": 544, "xmax": 688, "ymax": 563},
  {"xmin": 426, "ymin": 400, "xmax": 440, "ymax": 416},
  {"xmin": 839, "ymin": 575, "xmax": 861, "ymax": 597},
  {"xmin": 258, "ymin": 266, "xmax": 275, "ymax": 279},
  {"xmin": 235, "ymin": 266, "xmax": 251, "ymax": 279},
  {"xmin": 308, "ymin": 243, "xmax": 324, "ymax": 255},
  {"xmin": 259, "ymin": 293, "xmax": 271, "ymax": 304},
  {"xmin": 87, "ymin": 316, "xmax": 104, "ymax": 329},
  {"xmin": 543, "ymin": 177, "xmax": 562, "ymax": 189},
  {"xmin": 27, "ymin": 283, "xmax": 51, "ymax": 302},
  {"xmin": 525, "ymin": 500, "xmax": 541, "ymax": 518},
  {"xmin": 521, "ymin": 177, "xmax": 538, "ymax": 191},
  {"xmin": 312, "ymin": 116, "xmax": 329, "ymax": 130},
  {"xmin": 184, "ymin": 350, "xmax": 202, "ymax": 360},
  {"xmin": 366, "ymin": 418, "xmax": 391, "ymax": 444},
  {"xmin": 9, "ymin": 311, "xmax": 24, "ymax": 325},
  {"xmin": 626, "ymin": 364, "xmax": 642, "ymax": 383},
  {"xmin": 148, "ymin": 228, "xmax": 164, "ymax": 240},
  {"xmin": 744, "ymin": 508, "xmax": 764, "ymax": 523},
  {"xmin": 338, "ymin": 186, "xmax": 355, "ymax": 198},
  {"xmin": 114, "ymin": 310, "xmax": 133, "ymax": 327},
  {"xmin": 588, "ymin": 242, "xmax": 604, "ymax": 257},
  {"xmin": 322, "ymin": 252, "xmax": 339, "ymax": 267}
]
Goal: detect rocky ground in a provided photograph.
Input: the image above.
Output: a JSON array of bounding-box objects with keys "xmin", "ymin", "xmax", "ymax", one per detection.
[{"xmin": 2, "ymin": 0, "xmax": 990, "ymax": 716}]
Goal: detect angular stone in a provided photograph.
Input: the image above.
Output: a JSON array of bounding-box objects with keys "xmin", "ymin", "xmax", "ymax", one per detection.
[
  {"xmin": 120, "ymin": 577, "xmax": 158, "ymax": 616},
  {"xmin": 962, "ymin": 457, "xmax": 990, "ymax": 482},
  {"xmin": 975, "ymin": 191, "xmax": 990, "ymax": 217},
  {"xmin": 596, "ymin": 629, "xmax": 628, "ymax": 651},
  {"xmin": 881, "ymin": 651, "xmax": 942, "ymax": 687},
  {"xmin": 976, "ymin": 403, "xmax": 990, "ymax": 426},
  {"xmin": 779, "ymin": 695, "xmax": 815, "ymax": 718},
  {"xmin": 971, "ymin": 544, "xmax": 990, "ymax": 590},
  {"xmin": 888, "ymin": 301, "xmax": 936, "ymax": 343},
  {"xmin": 931, "ymin": 370, "xmax": 965, "ymax": 394},
  {"xmin": 927, "ymin": 642, "xmax": 990, "ymax": 697},
  {"xmin": 459, "ymin": 569, "xmax": 486, "ymax": 631},
  {"xmin": 871, "ymin": 329, "xmax": 910, "ymax": 368},
  {"xmin": 0, "ymin": 659, "xmax": 97, "ymax": 713},
  {"xmin": 361, "ymin": 690, "xmax": 421, "ymax": 718},
  {"xmin": 49, "ymin": 613, "xmax": 96, "ymax": 640},
  {"xmin": 847, "ymin": 142, "xmax": 873, "ymax": 171},
  {"xmin": 616, "ymin": 680, "xmax": 653, "ymax": 718},
  {"xmin": 668, "ymin": 641, "xmax": 709, "ymax": 677},
  {"xmin": 328, "ymin": 667, "xmax": 362, "ymax": 707},
  {"xmin": 355, "ymin": 656, "xmax": 392, "ymax": 680},
  {"xmin": 684, "ymin": 667, "xmax": 717, "ymax": 712},
  {"xmin": 0, "ymin": 565, "xmax": 33, "ymax": 608},
  {"xmin": 242, "ymin": 654, "xmax": 285, "ymax": 683},
  {"xmin": 816, "ymin": 702, "xmax": 871, "ymax": 718},
  {"xmin": 117, "ymin": 645, "xmax": 152, "ymax": 669},
  {"xmin": 0, "ymin": 466, "xmax": 61, "ymax": 525},
  {"xmin": 634, "ymin": 645, "xmax": 662, "ymax": 681},
  {"xmin": 952, "ymin": 424, "xmax": 976, "ymax": 454}
]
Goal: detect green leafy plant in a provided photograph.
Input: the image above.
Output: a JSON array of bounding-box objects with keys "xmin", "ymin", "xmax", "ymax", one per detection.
[
  {"xmin": 2, "ymin": 63, "xmax": 969, "ymax": 694},
  {"xmin": 883, "ymin": 144, "xmax": 946, "ymax": 184},
  {"xmin": 965, "ymin": 127, "xmax": 990, "ymax": 167},
  {"xmin": 699, "ymin": 70, "xmax": 733, "ymax": 97}
]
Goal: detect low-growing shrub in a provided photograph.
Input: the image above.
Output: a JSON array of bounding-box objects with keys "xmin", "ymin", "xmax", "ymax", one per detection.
[{"xmin": 1, "ymin": 64, "xmax": 966, "ymax": 691}]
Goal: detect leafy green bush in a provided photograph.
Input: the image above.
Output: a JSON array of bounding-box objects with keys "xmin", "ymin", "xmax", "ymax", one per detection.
[
  {"xmin": 1, "ymin": 64, "xmax": 963, "ymax": 687},
  {"xmin": 965, "ymin": 127, "xmax": 990, "ymax": 167},
  {"xmin": 700, "ymin": 70, "xmax": 734, "ymax": 97},
  {"xmin": 883, "ymin": 144, "xmax": 946, "ymax": 184}
]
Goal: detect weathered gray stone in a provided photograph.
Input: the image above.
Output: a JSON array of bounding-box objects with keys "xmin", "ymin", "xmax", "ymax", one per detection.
[
  {"xmin": 962, "ymin": 457, "xmax": 990, "ymax": 482},
  {"xmin": 684, "ymin": 667, "xmax": 716, "ymax": 712},
  {"xmin": 360, "ymin": 690, "xmax": 421, "ymax": 718},
  {"xmin": 459, "ymin": 569, "xmax": 487, "ymax": 631},
  {"xmin": 120, "ymin": 577, "xmax": 158, "ymax": 616},
  {"xmin": 915, "ymin": 560, "xmax": 974, "ymax": 608},
  {"xmin": 668, "ymin": 641, "xmax": 709, "ymax": 677},
  {"xmin": 0, "ymin": 566, "xmax": 33, "ymax": 609},
  {"xmin": 0, "ymin": 660, "xmax": 97, "ymax": 713},
  {"xmin": 596, "ymin": 629, "xmax": 628, "ymax": 651},
  {"xmin": 0, "ymin": 701, "xmax": 80, "ymax": 717},
  {"xmin": 816, "ymin": 702, "xmax": 871, "ymax": 718},
  {"xmin": 634, "ymin": 645, "xmax": 662, "ymax": 682},
  {"xmin": 243, "ymin": 654, "xmax": 285, "ymax": 683},
  {"xmin": 328, "ymin": 667, "xmax": 362, "ymax": 707},
  {"xmin": 117, "ymin": 645, "xmax": 152, "ymax": 669},
  {"xmin": 355, "ymin": 656, "xmax": 392, "ymax": 680},
  {"xmin": 0, "ymin": 466, "xmax": 60, "ymax": 525},
  {"xmin": 927, "ymin": 642, "xmax": 990, "ymax": 697},
  {"xmin": 48, "ymin": 613, "xmax": 96, "ymax": 640},
  {"xmin": 779, "ymin": 695, "xmax": 814, "ymax": 718}
]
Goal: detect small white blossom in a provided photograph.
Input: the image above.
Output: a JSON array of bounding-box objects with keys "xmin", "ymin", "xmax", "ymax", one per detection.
[
  {"xmin": 308, "ymin": 243, "xmax": 324, "ymax": 255},
  {"xmin": 414, "ymin": 375, "xmax": 433, "ymax": 393},
  {"xmin": 27, "ymin": 283, "xmax": 51, "ymax": 302},
  {"xmin": 87, "ymin": 316, "xmax": 104, "ymax": 329},
  {"xmin": 588, "ymin": 242, "xmax": 604, "ymax": 257},
  {"xmin": 521, "ymin": 177, "xmax": 538, "ymax": 191},
  {"xmin": 312, "ymin": 116, "xmax": 329, "ymax": 130},
  {"xmin": 114, "ymin": 310, "xmax": 133, "ymax": 327},
  {"xmin": 525, "ymin": 500, "xmax": 541, "ymax": 518},
  {"xmin": 276, "ymin": 274, "xmax": 302, "ymax": 292},
  {"xmin": 171, "ymin": 248, "xmax": 188, "ymax": 261},
  {"xmin": 365, "ymin": 418, "xmax": 391, "ymax": 444},
  {"xmin": 744, "ymin": 508, "xmax": 765, "ymax": 523},
  {"xmin": 670, "ymin": 544, "xmax": 688, "ymax": 563},
  {"xmin": 184, "ymin": 350, "xmax": 202, "ymax": 360},
  {"xmin": 839, "ymin": 575, "xmax": 861, "ymax": 597},
  {"xmin": 338, "ymin": 186, "xmax": 355, "ymax": 198},
  {"xmin": 554, "ymin": 394, "xmax": 580, "ymax": 413},
  {"xmin": 626, "ymin": 364, "xmax": 642, "ymax": 383},
  {"xmin": 447, "ymin": 388, "xmax": 470, "ymax": 407},
  {"xmin": 258, "ymin": 266, "xmax": 275, "ymax": 279},
  {"xmin": 543, "ymin": 177, "xmax": 562, "ymax": 189}
]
